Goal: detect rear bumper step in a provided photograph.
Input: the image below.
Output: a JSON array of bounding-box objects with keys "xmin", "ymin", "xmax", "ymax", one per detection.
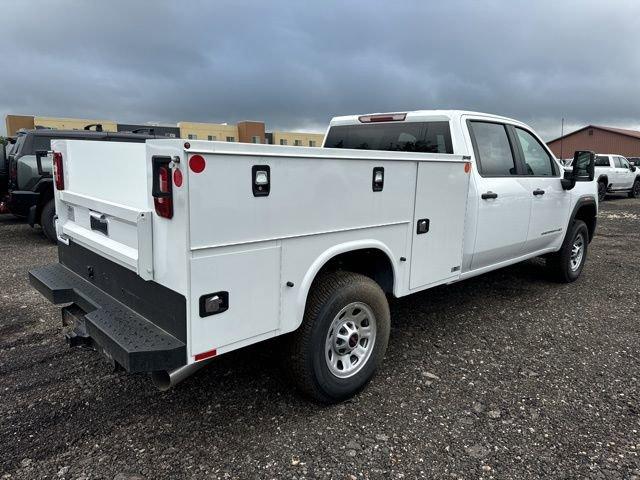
[{"xmin": 29, "ymin": 263, "xmax": 186, "ymax": 373}]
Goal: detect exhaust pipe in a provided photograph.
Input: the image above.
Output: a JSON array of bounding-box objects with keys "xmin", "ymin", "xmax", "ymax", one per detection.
[{"xmin": 151, "ymin": 358, "xmax": 214, "ymax": 391}]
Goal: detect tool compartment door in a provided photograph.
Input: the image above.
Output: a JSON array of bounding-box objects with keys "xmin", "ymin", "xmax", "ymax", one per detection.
[
  {"xmin": 409, "ymin": 161, "xmax": 470, "ymax": 289},
  {"xmin": 189, "ymin": 243, "xmax": 282, "ymax": 356}
]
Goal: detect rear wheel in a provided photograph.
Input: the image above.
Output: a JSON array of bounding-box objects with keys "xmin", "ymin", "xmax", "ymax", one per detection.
[
  {"xmin": 628, "ymin": 179, "xmax": 640, "ymax": 198},
  {"xmin": 546, "ymin": 220, "xmax": 588, "ymax": 283},
  {"xmin": 40, "ymin": 199, "xmax": 57, "ymax": 244},
  {"xmin": 598, "ymin": 181, "xmax": 607, "ymax": 202},
  {"xmin": 285, "ymin": 271, "xmax": 390, "ymax": 403}
]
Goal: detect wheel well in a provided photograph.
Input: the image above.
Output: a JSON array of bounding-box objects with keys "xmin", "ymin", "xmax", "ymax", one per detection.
[
  {"xmin": 34, "ymin": 181, "xmax": 53, "ymax": 221},
  {"xmin": 574, "ymin": 203, "xmax": 597, "ymax": 242},
  {"xmin": 597, "ymin": 175, "xmax": 608, "ymax": 185},
  {"xmin": 315, "ymin": 248, "xmax": 394, "ymax": 294}
]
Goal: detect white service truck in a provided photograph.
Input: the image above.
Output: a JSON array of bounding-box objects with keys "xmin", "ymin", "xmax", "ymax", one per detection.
[
  {"xmin": 30, "ymin": 110, "xmax": 598, "ymax": 403},
  {"xmin": 593, "ymin": 154, "xmax": 640, "ymax": 201}
]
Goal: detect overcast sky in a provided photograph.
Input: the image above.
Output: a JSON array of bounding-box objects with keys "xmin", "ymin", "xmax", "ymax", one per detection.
[{"xmin": 1, "ymin": 0, "xmax": 639, "ymax": 139}]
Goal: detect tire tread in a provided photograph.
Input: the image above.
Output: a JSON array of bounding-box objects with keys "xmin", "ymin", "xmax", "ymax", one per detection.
[{"xmin": 286, "ymin": 271, "xmax": 386, "ymax": 403}]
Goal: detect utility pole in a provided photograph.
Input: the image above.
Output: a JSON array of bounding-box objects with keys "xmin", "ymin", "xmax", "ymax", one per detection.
[{"xmin": 560, "ymin": 118, "xmax": 565, "ymax": 160}]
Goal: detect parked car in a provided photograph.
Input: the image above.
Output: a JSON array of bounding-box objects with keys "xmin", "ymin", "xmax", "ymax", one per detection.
[
  {"xmin": 593, "ymin": 154, "xmax": 640, "ymax": 201},
  {"xmin": 628, "ymin": 157, "xmax": 640, "ymax": 168},
  {"xmin": 2, "ymin": 126, "xmax": 158, "ymax": 242},
  {"xmin": 29, "ymin": 110, "xmax": 597, "ymax": 403}
]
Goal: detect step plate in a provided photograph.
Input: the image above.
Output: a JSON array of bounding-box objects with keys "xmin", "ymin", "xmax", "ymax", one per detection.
[{"xmin": 30, "ymin": 263, "xmax": 186, "ymax": 372}]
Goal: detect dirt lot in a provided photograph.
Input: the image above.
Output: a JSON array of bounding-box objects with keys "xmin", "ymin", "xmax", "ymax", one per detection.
[{"xmin": 1, "ymin": 198, "xmax": 639, "ymax": 480}]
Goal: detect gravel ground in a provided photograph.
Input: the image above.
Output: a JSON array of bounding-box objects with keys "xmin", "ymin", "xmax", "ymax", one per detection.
[{"xmin": 1, "ymin": 197, "xmax": 639, "ymax": 480}]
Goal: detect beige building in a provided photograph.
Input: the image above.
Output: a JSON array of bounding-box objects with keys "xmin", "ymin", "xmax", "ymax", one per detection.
[
  {"xmin": 272, "ymin": 131, "xmax": 325, "ymax": 147},
  {"xmin": 35, "ymin": 116, "xmax": 117, "ymax": 132},
  {"xmin": 5, "ymin": 114, "xmax": 117, "ymax": 135},
  {"xmin": 178, "ymin": 121, "xmax": 239, "ymax": 142},
  {"xmin": 5, "ymin": 114, "xmax": 324, "ymax": 147}
]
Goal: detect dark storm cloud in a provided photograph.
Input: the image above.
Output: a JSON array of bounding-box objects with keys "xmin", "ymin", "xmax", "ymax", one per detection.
[{"xmin": 1, "ymin": 0, "xmax": 639, "ymax": 138}]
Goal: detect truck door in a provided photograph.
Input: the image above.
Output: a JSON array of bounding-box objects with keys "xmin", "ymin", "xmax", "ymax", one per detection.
[
  {"xmin": 612, "ymin": 156, "xmax": 624, "ymax": 188},
  {"xmin": 466, "ymin": 120, "xmax": 532, "ymax": 270},
  {"xmin": 510, "ymin": 126, "xmax": 570, "ymax": 252},
  {"xmin": 617, "ymin": 156, "xmax": 634, "ymax": 189}
]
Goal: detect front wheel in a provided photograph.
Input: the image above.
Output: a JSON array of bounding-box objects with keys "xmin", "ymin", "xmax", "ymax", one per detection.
[
  {"xmin": 545, "ymin": 220, "xmax": 589, "ymax": 283},
  {"xmin": 628, "ymin": 179, "xmax": 640, "ymax": 198},
  {"xmin": 285, "ymin": 271, "xmax": 390, "ymax": 403}
]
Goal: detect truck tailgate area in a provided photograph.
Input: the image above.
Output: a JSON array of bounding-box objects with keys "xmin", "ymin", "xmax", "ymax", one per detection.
[
  {"xmin": 53, "ymin": 140, "xmax": 154, "ymax": 279},
  {"xmin": 29, "ymin": 241, "xmax": 187, "ymax": 372}
]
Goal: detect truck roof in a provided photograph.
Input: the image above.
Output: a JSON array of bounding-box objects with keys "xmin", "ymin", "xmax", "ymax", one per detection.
[{"xmin": 329, "ymin": 110, "xmax": 527, "ymax": 127}]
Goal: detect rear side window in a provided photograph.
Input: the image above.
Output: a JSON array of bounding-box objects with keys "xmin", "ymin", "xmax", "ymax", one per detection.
[
  {"xmin": 32, "ymin": 136, "xmax": 52, "ymax": 153},
  {"xmin": 469, "ymin": 121, "xmax": 517, "ymax": 176},
  {"xmin": 514, "ymin": 128, "xmax": 555, "ymax": 176},
  {"xmin": 324, "ymin": 121, "xmax": 453, "ymax": 153},
  {"xmin": 595, "ymin": 156, "xmax": 610, "ymax": 167}
]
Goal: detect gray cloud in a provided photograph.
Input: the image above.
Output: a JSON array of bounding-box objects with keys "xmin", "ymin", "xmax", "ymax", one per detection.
[{"xmin": 1, "ymin": 0, "xmax": 639, "ymax": 139}]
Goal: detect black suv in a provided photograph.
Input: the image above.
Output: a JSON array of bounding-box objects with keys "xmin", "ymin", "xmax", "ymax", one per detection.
[{"xmin": 2, "ymin": 126, "xmax": 157, "ymax": 243}]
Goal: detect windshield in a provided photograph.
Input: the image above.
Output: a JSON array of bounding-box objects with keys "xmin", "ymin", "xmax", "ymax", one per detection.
[{"xmin": 324, "ymin": 121, "xmax": 453, "ymax": 154}]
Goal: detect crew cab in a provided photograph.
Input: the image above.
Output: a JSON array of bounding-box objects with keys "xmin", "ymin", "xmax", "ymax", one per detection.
[
  {"xmin": 2, "ymin": 127, "xmax": 158, "ymax": 242},
  {"xmin": 594, "ymin": 154, "xmax": 640, "ymax": 201},
  {"xmin": 29, "ymin": 110, "xmax": 598, "ymax": 403}
]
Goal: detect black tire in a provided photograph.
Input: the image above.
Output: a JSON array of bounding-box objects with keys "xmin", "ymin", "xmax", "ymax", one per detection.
[
  {"xmin": 545, "ymin": 220, "xmax": 588, "ymax": 283},
  {"xmin": 40, "ymin": 199, "xmax": 57, "ymax": 244},
  {"xmin": 285, "ymin": 271, "xmax": 390, "ymax": 403},
  {"xmin": 598, "ymin": 181, "xmax": 607, "ymax": 202},
  {"xmin": 628, "ymin": 179, "xmax": 640, "ymax": 198}
]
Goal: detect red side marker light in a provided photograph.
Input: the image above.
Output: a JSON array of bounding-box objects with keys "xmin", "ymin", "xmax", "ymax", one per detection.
[
  {"xmin": 173, "ymin": 169, "xmax": 183, "ymax": 187},
  {"xmin": 189, "ymin": 155, "xmax": 206, "ymax": 173},
  {"xmin": 464, "ymin": 163, "xmax": 471, "ymax": 173},
  {"xmin": 195, "ymin": 349, "xmax": 217, "ymax": 361}
]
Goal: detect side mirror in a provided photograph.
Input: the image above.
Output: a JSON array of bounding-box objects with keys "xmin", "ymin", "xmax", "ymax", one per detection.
[
  {"xmin": 562, "ymin": 150, "xmax": 595, "ymax": 190},
  {"xmin": 631, "ymin": 165, "xmax": 637, "ymax": 172}
]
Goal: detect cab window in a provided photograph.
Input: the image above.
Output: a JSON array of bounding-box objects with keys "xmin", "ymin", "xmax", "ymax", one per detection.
[
  {"xmin": 324, "ymin": 121, "xmax": 453, "ymax": 153},
  {"xmin": 613, "ymin": 157, "xmax": 623, "ymax": 168},
  {"xmin": 514, "ymin": 128, "xmax": 555, "ymax": 176},
  {"xmin": 468, "ymin": 121, "xmax": 517, "ymax": 176}
]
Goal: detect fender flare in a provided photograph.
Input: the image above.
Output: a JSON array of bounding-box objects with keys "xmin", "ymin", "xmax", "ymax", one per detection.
[
  {"xmin": 293, "ymin": 239, "xmax": 399, "ymax": 330},
  {"xmin": 568, "ymin": 195, "xmax": 597, "ymax": 242},
  {"xmin": 597, "ymin": 174, "xmax": 608, "ymax": 185}
]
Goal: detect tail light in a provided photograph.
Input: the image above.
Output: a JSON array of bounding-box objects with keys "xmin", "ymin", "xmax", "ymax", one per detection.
[
  {"xmin": 152, "ymin": 157, "xmax": 173, "ymax": 219},
  {"xmin": 53, "ymin": 152, "xmax": 64, "ymax": 190}
]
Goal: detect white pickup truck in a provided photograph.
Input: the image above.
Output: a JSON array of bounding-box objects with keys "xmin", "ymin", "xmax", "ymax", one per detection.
[
  {"xmin": 594, "ymin": 154, "xmax": 640, "ymax": 201},
  {"xmin": 29, "ymin": 110, "xmax": 598, "ymax": 403}
]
